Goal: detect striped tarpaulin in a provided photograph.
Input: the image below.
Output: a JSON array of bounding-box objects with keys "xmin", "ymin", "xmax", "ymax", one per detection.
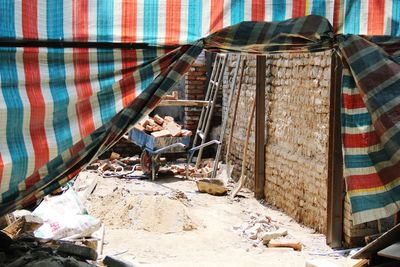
[
  {"xmin": 0, "ymin": 15, "xmax": 334, "ymax": 215},
  {"xmin": 0, "ymin": 1, "xmax": 399, "ymax": 225},
  {"xmin": 339, "ymin": 35, "xmax": 400, "ymax": 224},
  {"xmin": 1, "ymin": 1, "xmax": 400, "ymax": 46},
  {"xmin": 0, "ymin": 43, "xmax": 204, "ymax": 214}
]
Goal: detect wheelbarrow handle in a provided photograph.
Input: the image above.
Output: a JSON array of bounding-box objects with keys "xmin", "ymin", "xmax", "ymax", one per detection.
[
  {"xmin": 188, "ymin": 140, "xmax": 221, "ymax": 154},
  {"xmin": 151, "ymin": 142, "xmax": 186, "ymax": 155}
]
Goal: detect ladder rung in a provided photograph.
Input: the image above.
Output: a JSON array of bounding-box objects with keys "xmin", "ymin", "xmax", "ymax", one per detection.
[
  {"xmin": 210, "ymin": 80, "xmax": 218, "ymax": 86},
  {"xmin": 196, "ymin": 130, "xmax": 205, "ymax": 139}
]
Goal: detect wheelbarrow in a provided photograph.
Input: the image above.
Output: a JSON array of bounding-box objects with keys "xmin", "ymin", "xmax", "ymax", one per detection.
[{"xmin": 130, "ymin": 128, "xmax": 220, "ymax": 180}]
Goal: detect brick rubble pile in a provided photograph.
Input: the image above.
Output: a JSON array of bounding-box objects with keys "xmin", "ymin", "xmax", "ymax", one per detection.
[{"xmin": 135, "ymin": 115, "xmax": 192, "ymax": 138}]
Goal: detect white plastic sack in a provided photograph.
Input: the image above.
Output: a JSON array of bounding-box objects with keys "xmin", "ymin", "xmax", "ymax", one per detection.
[
  {"xmin": 33, "ymin": 189, "xmax": 101, "ymax": 240},
  {"xmin": 34, "ymin": 214, "xmax": 101, "ymax": 240}
]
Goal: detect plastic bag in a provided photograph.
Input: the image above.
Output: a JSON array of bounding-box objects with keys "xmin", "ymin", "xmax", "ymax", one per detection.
[{"xmin": 33, "ymin": 189, "xmax": 101, "ymax": 240}]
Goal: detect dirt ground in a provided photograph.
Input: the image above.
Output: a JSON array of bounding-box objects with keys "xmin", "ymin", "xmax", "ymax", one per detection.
[{"xmin": 80, "ymin": 171, "xmax": 353, "ymax": 267}]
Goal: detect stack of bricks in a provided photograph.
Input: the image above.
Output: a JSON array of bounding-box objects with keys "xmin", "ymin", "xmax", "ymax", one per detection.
[{"xmin": 184, "ymin": 58, "xmax": 207, "ymax": 131}]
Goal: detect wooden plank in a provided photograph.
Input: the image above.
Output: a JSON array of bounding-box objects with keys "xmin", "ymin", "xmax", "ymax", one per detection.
[
  {"xmin": 349, "ymin": 259, "xmax": 369, "ymax": 267},
  {"xmin": 158, "ymin": 99, "xmax": 209, "ymax": 107},
  {"xmin": 377, "ymin": 242, "xmax": 400, "ymax": 260},
  {"xmin": 352, "ymin": 223, "xmax": 400, "ymax": 259},
  {"xmin": 268, "ymin": 239, "xmax": 302, "ymax": 251},
  {"xmin": 96, "ymin": 224, "xmax": 105, "ymax": 256},
  {"xmin": 254, "ymin": 55, "xmax": 266, "ymax": 199},
  {"xmin": 326, "ymin": 51, "xmax": 344, "ymax": 248}
]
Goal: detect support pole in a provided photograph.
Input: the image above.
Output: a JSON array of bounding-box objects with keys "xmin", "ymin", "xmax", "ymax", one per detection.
[
  {"xmin": 254, "ymin": 55, "xmax": 266, "ymax": 199},
  {"xmin": 326, "ymin": 50, "xmax": 344, "ymax": 248}
]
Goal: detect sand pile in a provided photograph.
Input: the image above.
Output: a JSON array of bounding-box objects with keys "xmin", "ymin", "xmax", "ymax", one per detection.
[{"xmin": 87, "ymin": 187, "xmax": 197, "ymax": 233}]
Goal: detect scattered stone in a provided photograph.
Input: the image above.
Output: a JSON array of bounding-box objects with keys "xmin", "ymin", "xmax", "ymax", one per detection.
[
  {"xmin": 196, "ymin": 179, "xmax": 227, "ymax": 196},
  {"xmin": 262, "ymin": 228, "xmax": 288, "ymax": 244},
  {"xmin": 232, "ymin": 213, "xmax": 281, "ymax": 247},
  {"xmin": 110, "ymin": 152, "xmax": 120, "ymax": 161},
  {"xmin": 151, "ymin": 130, "xmax": 172, "ymax": 138},
  {"xmin": 153, "ymin": 114, "xmax": 164, "ymax": 125}
]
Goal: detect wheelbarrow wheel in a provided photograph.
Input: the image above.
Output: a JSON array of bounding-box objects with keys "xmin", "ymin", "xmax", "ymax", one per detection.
[{"xmin": 140, "ymin": 150, "xmax": 159, "ymax": 179}]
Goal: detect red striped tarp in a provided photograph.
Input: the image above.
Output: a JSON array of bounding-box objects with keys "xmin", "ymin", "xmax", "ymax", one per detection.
[
  {"xmin": 339, "ymin": 35, "xmax": 400, "ymax": 224},
  {"xmin": 1, "ymin": 1, "xmax": 400, "ymax": 45},
  {"xmin": 0, "ymin": 1, "xmax": 400, "ymax": 225}
]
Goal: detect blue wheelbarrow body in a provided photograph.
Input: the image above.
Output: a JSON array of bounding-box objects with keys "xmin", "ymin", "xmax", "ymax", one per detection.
[{"xmin": 129, "ymin": 128, "xmax": 219, "ymax": 180}]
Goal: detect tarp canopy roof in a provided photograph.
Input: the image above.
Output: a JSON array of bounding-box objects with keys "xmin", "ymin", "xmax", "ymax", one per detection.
[
  {"xmin": 0, "ymin": 1, "xmax": 399, "ymax": 225},
  {"xmin": 1, "ymin": 1, "xmax": 400, "ymax": 45}
]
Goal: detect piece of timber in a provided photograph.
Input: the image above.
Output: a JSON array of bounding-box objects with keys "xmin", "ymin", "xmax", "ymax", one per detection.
[
  {"xmin": 352, "ymin": 223, "xmax": 400, "ymax": 259},
  {"xmin": 254, "ymin": 55, "xmax": 266, "ymax": 199},
  {"xmin": 158, "ymin": 99, "xmax": 209, "ymax": 107},
  {"xmin": 377, "ymin": 242, "xmax": 400, "ymax": 260},
  {"xmin": 326, "ymin": 50, "xmax": 344, "ymax": 248}
]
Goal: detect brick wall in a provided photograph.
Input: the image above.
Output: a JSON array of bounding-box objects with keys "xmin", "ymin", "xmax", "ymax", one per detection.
[
  {"xmin": 264, "ymin": 52, "xmax": 331, "ymax": 233},
  {"xmin": 222, "ymin": 51, "xmax": 331, "ymax": 233},
  {"xmin": 343, "ymin": 195, "xmax": 379, "ymax": 246},
  {"xmin": 221, "ymin": 51, "xmax": 386, "ymax": 244},
  {"xmin": 184, "ymin": 52, "xmax": 208, "ymax": 131}
]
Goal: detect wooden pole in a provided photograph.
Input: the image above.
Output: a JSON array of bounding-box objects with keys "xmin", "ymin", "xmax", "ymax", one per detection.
[
  {"xmin": 254, "ymin": 55, "xmax": 266, "ymax": 200},
  {"xmin": 326, "ymin": 50, "xmax": 344, "ymax": 248}
]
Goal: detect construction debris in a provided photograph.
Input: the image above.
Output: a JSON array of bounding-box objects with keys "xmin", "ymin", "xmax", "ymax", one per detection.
[
  {"xmin": 85, "ymin": 151, "xmax": 218, "ymax": 181},
  {"xmin": 109, "ymin": 152, "xmax": 121, "ymax": 161},
  {"xmin": 0, "ymin": 237, "xmax": 97, "ymax": 266},
  {"xmin": 232, "ymin": 213, "xmax": 278, "ymax": 243},
  {"xmin": 231, "ymin": 212, "xmax": 302, "ymax": 251},
  {"xmin": 261, "ymin": 228, "xmax": 288, "ymax": 244},
  {"xmin": 1, "ymin": 214, "xmax": 43, "ymax": 240},
  {"xmin": 135, "ymin": 115, "xmax": 192, "ymax": 137}
]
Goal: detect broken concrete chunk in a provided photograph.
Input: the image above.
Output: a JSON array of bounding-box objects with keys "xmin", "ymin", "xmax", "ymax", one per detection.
[
  {"xmin": 133, "ymin": 124, "xmax": 144, "ymax": 132},
  {"xmin": 245, "ymin": 223, "xmax": 263, "ymax": 240},
  {"xmin": 163, "ymin": 121, "xmax": 182, "ymax": 137},
  {"xmin": 152, "ymin": 125, "xmax": 163, "ymax": 132},
  {"xmin": 145, "ymin": 125, "xmax": 154, "ymax": 132},
  {"xmin": 262, "ymin": 228, "xmax": 288, "ymax": 244},
  {"xmin": 164, "ymin": 116, "xmax": 174, "ymax": 123},
  {"xmin": 151, "ymin": 130, "xmax": 172, "ymax": 138},
  {"xmin": 110, "ymin": 152, "xmax": 120, "ymax": 161},
  {"xmin": 181, "ymin": 130, "xmax": 193, "ymax": 137},
  {"xmin": 153, "ymin": 114, "xmax": 164, "ymax": 125},
  {"xmin": 141, "ymin": 118, "xmax": 150, "ymax": 127},
  {"xmin": 196, "ymin": 178, "xmax": 227, "ymax": 196}
]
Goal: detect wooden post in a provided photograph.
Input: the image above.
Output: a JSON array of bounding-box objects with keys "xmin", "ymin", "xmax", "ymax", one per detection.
[
  {"xmin": 326, "ymin": 50, "xmax": 344, "ymax": 248},
  {"xmin": 255, "ymin": 55, "xmax": 266, "ymax": 199}
]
